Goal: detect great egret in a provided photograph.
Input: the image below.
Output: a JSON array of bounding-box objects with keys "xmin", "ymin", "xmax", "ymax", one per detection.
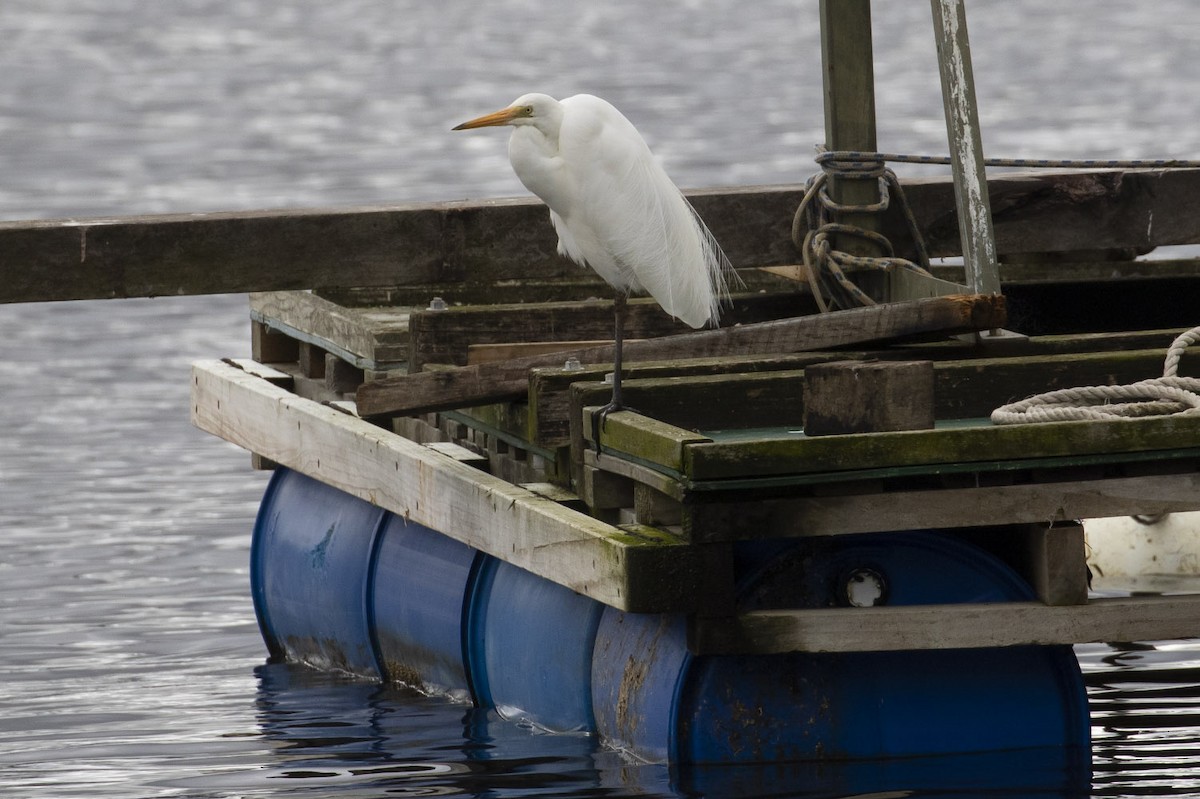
[{"xmin": 453, "ymin": 93, "xmax": 737, "ymax": 432}]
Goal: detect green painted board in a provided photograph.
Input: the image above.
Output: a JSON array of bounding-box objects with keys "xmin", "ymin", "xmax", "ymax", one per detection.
[{"xmin": 681, "ymin": 414, "xmax": 1200, "ymax": 481}]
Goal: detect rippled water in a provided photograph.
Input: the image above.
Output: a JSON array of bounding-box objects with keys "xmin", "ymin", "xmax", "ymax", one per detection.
[{"xmin": 2, "ymin": 1, "xmax": 1200, "ymax": 797}]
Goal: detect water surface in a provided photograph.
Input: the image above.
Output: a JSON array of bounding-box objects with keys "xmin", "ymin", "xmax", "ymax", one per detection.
[{"xmin": 2, "ymin": 2, "xmax": 1200, "ymax": 796}]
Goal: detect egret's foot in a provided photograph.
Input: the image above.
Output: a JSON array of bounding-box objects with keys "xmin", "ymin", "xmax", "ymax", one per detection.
[{"xmin": 590, "ymin": 401, "xmax": 638, "ymax": 451}]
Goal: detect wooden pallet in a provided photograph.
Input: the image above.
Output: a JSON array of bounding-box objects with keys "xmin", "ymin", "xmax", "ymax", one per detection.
[{"xmin": 191, "ymin": 355, "xmax": 1200, "ymax": 652}]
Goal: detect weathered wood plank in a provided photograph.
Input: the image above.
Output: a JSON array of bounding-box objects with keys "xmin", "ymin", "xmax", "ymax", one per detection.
[
  {"xmin": 407, "ymin": 293, "xmax": 803, "ymax": 371},
  {"xmin": 683, "ymin": 414, "xmax": 1200, "ymax": 481},
  {"xmin": 5, "ymin": 170, "xmax": 1200, "ymax": 303},
  {"xmin": 581, "ymin": 408, "xmax": 711, "ymax": 473},
  {"xmin": 251, "ymin": 291, "xmax": 411, "ymax": 368},
  {"xmin": 929, "ymin": 0, "xmax": 1001, "ymax": 294},
  {"xmin": 355, "ymin": 294, "xmax": 1006, "ymax": 417},
  {"xmin": 682, "ymin": 473, "xmax": 1200, "ymax": 540},
  {"xmin": 190, "ymin": 358, "xmax": 715, "ymax": 613},
  {"xmin": 894, "ymin": 168, "xmax": 1200, "ymax": 259},
  {"xmin": 688, "ymin": 594, "xmax": 1200, "ymax": 654}
]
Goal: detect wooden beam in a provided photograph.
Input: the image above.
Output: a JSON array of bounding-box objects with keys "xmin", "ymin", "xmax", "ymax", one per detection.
[
  {"xmin": 354, "ymin": 294, "xmax": 1006, "ymax": 417},
  {"xmin": 251, "ymin": 291, "xmax": 411, "ymax": 369},
  {"xmin": 190, "ymin": 358, "xmax": 716, "ymax": 613},
  {"xmin": 689, "ymin": 594, "xmax": 1200, "ymax": 654},
  {"xmin": 4, "ymin": 170, "xmax": 1200, "ymax": 303},
  {"xmin": 682, "ymin": 473, "xmax": 1200, "ymax": 540},
  {"xmin": 683, "ymin": 414, "xmax": 1200, "ymax": 481},
  {"xmin": 407, "ymin": 293, "xmax": 800, "ymax": 371}
]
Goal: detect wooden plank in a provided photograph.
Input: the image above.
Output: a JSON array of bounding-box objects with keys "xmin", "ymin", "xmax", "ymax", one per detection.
[
  {"xmin": 469, "ymin": 340, "xmax": 614, "ymax": 365},
  {"xmin": 189, "ymin": 358, "xmax": 715, "ymax": 613},
  {"xmin": 408, "ymin": 293, "xmax": 802, "ymax": 371},
  {"xmin": 5, "ymin": 170, "xmax": 1200, "ymax": 304},
  {"xmin": 929, "ymin": 0, "xmax": 1001, "ymax": 294},
  {"xmin": 355, "ymin": 294, "xmax": 1007, "ymax": 417},
  {"xmin": 581, "ymin": 409, "xmax": 711, "ymax": 473},
  {"xmin": 896, "ymin": 168, "xmax": 1200, "ymax": 260},
  {"xmin": 251, "ymin": 291, "xmax": 411, "ymax": 369},
  {"xmin": 682, "ymin": 473, "xmax": 1200, "ymax": 540},
  {"xmin": 683, "ymin": 414, "xmax": 1200, "ymax": 481},
  {"xmin": 935, "ymin": 348, "xmax": 1175, "ymax": 418},
  {"xmin": 688, "ymin": 594, "xmax": 1200, "ymax": 654}
]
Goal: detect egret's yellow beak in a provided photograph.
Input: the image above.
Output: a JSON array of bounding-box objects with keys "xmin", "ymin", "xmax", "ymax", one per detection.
[{"xmin": 452, "ymin": 106, "xmax": 521, "ymax": 131}]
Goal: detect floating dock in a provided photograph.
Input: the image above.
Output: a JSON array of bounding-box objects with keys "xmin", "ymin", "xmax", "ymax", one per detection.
[
  {"xmin": 177, "ymin": 157, "xmax": 1200, "ymax": 767},
  {"xmin": 5, "ymin": 0, "xmax": 1200, "ymax": 779}
]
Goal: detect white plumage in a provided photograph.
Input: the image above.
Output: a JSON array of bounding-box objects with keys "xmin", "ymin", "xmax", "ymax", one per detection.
[{"xmin": 453, "ymin": 92, "xmax": 736, "ymax": 415}]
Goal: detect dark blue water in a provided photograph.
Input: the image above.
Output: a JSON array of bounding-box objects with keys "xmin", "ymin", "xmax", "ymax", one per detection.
[{"xmin": 2, "ymin": 1, "xmax": 1200, "ymax": 796}]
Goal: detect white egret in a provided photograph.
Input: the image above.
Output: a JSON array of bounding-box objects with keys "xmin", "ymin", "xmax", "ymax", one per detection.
[{"xmin": 453, "ymin": 93, "xmax": 737, "ymax": 431}]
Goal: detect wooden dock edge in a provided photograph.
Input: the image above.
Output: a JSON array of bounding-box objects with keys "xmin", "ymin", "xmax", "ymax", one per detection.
[
  {"xmin": 190, "ymin": 358, "xmax": 721, "ymax": 613},
  {"xmin": 688, "ymin": 594, "xmax": 1200, "ymax": 654}
]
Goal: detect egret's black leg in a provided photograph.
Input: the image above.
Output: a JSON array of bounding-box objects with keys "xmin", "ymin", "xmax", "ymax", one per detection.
[{"xmin": 591, "ymin": 294, "xmax": 629, "ymax": 448}]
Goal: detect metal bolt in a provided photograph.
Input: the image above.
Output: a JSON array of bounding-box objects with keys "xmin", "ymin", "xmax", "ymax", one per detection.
[
  {"xmin": 562, "ymin": 356, "xmax": 583, "ymax": 372},
  {"xmin": 427, "ymin": 296, "xmax": 448, "ymax": 311}
]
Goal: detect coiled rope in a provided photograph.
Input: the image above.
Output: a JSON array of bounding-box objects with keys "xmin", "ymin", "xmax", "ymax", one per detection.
[
  {"xmin": 791, "ymin": 152, "xmax": 935, "ymax": 312},
  {"xmin": 991, "ymin": 326, "xmax": 1200, "ymax": 424},
  {"xmin": 791, "ymin": 150, "xmax": 1200, "ymax": 425},
  {"xmin": 792, "ymin": 150, "xmax": 1200, "ymax": 312}
]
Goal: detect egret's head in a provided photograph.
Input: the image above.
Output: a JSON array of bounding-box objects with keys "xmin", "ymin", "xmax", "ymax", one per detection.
[{"xmin": 452, "ymin": 93, "xmax": 558, "ymax": 131}]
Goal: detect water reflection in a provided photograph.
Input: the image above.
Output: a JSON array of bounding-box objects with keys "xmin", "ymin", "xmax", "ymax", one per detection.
[
  {"xmin": 252, "ymin": 661, "xmax": 1094, "ymax": 799},
  {"xmin": 1085, "ymin": 642, "xmax": 1200, "ymax": 797}
]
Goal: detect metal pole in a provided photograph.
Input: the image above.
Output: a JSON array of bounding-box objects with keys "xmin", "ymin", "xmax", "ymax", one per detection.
[
  {"xmin": 929, "ymin": 0, "xmax": 1002, "ymax": 296},
  {"xmin": 818, "ymin": 0, "xmax": 886, "ymax": 301}
]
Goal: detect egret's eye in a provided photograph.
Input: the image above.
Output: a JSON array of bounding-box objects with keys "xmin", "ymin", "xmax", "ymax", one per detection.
[{"xmin": 521, "ymin": 106, "xmax": 534, "ymax": 116}]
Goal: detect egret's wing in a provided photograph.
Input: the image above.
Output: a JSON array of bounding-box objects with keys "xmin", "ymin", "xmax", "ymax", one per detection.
[{"xmin": 558, "ymin": 96, "xmax": 733, "ymax": 328}]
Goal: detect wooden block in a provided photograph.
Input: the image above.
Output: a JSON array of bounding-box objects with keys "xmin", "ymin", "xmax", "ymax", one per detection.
[
  {"xmin": 1014, "ymin": 522, "xmax": 1089, "ymax": 606},
  {"xmin": 251, "ymin": 320, "xmax": 299, "ymax": 364},
  {"xmin": 580, "ymin": 464, "xmax": 634, "ymax": 512},
  {"xmin": 803, "ymin": 360, "xmax": 934, "ymax": 435},
  {"xmin": 324, "ymin": 353, "xmax": 364, "ymax": 394},
  {"xmin": 250, "ymin": 453, "xmax": 279, "ymax": 471},
  {"xmin": 298, "ymin": 342, "xmax": 327, "ymax": 379},
  {"xmin": 635, "ymin": 483, "xmax": 682, "ymax": 527}
]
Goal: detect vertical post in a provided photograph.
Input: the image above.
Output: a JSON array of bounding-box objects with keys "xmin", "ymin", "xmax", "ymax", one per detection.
[
  {"xmin": 818, "ymin": 0, "xmax": 885, "ymax": 278},
  {"xmin": 929, "ymin": 0, "xmax": 1001, "ymax": 296}
]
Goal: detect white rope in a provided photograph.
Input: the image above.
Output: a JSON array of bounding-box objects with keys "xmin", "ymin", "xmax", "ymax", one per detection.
[{"xmin": 991, "ymin": 326, "xmax": 1200, "ymax": 425}]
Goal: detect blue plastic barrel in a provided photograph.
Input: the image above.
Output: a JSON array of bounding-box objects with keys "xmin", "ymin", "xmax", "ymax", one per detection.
[
  {"xmin": 251, "ymin": 469, "xmax": 386, "ymax": 675},
  {"xmin": 465, "ymin": 557, "xmax": 604, "ymax": 732},
  {"xmin": 591, "ymin": 532, "xmax": 1090, "ymax": 764},
  {"xmin": 252, "ymin": 468, "xmax": 1090, "ymax": 769},
  {"xmin": 370, "ymin": 513, "xmax": 481, "ymax": 701}
]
